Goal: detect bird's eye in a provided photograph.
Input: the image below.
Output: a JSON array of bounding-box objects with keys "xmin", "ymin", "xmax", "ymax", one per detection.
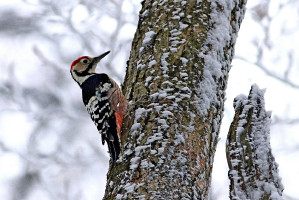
[{"xmin": 82, "ymin": 59, "xmax": 88, "ymax": 64}]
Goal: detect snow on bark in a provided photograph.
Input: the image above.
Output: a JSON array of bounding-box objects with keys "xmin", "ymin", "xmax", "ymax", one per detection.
[
  {"xmin": 104, "ymin": 0, "xmax": 247, "ymax": 199},
  {"xmin": 226, "ymin": 84, "xmax": 284, "ymax": 200}
]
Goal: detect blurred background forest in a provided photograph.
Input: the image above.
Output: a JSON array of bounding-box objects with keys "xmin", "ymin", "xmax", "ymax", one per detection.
[{"xmin": 0, "ymin": 0, "xmax": 298, "ymax": 199}]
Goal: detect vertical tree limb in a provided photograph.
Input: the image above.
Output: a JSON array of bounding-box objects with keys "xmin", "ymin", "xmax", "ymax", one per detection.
[
  {"xmin": 226, "ymin": 84, "xmax": 284, "ymax": 200},
  {"xmin": 104, "ymin": 0, "xmax": 247, "ymax": 199}
]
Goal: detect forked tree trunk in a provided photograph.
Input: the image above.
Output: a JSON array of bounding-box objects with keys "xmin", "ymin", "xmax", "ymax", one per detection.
[
  {"xmin": 104, "ymin": 0, "xmax": 247, "ymax": 199},
  {"xmin": 226, "ymin": 84, "xmax": 284, "ymax": 200}
]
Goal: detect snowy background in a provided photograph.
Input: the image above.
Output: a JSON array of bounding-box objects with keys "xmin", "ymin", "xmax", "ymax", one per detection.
[{"xmin": 0, "ymin": 0, "xmax": 298, "ymax": 199}]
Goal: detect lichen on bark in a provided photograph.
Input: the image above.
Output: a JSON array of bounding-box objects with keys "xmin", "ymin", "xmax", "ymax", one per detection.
[{"xmin": 104, "ymin": 0, "xmax": 247, "ymax": 199}]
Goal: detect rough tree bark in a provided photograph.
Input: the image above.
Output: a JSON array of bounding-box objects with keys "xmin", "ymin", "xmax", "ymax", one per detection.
[
  {"xmin": 104, "ymin": 0, "xmax": 247, "ymax": 199},
  {"xmin": 226, "ymin": 84, "xmax": 284, "ymax": 200}
]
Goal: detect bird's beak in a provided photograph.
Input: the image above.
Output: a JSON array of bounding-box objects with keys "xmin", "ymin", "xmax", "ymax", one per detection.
[{"xmin": 93, "ymin": 51, "xmax": 110, "ymax": 65}]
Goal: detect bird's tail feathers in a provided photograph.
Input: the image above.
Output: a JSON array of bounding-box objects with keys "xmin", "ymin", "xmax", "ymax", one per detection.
[{"xmin": 106, "ymin": 135, "xmax": 120, "ymax": 163}]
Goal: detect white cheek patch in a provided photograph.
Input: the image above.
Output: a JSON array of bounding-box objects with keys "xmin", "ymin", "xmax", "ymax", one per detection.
[{"xmin": 71, "ymin": 70, "xmax": 94, "ymax": 85}]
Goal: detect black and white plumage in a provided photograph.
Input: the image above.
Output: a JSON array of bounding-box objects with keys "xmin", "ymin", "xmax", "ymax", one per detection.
[
  {"xmin": 81, "ymin": 74, "xmax": 120, "ymax": 161},
  {"xmin": 70, "ymin": 51, "xmax": 127, "ymax": 162}
]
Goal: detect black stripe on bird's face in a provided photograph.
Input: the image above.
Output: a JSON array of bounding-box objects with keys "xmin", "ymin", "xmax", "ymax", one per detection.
[{"xmin": 73, "ymin": 62, "xmax": 95, "ymax": 76}]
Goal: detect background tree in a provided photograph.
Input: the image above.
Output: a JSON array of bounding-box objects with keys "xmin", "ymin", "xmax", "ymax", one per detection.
[{"xmin": 0, "ymin": 0, "xmax": 299, "ymax": 199}]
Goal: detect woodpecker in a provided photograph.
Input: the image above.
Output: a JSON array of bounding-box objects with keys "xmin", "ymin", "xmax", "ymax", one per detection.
[{"xmin": 70, "ymin": 51, "xmax": 127, "ymax": 162}]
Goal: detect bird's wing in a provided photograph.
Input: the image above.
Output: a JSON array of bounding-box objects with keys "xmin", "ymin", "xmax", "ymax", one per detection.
[
  {"xmin": 107, "ymin": 77, "xmax": 128, "ymax": 116},
  {"xmin": 107, "ymin": 77, "xmax": 128, "ymax": 137}
]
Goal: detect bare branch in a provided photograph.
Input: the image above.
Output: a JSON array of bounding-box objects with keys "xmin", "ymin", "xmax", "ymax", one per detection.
[{"xmin": 235, "ymin": 55, "xmax": 299, "ymax": 89}]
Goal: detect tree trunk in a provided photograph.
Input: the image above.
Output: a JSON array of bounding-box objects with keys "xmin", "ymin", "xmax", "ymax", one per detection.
[
  {"xmin": 104, "ymin": 0, "xmax": 247, "ymax": 199},
  {"xmin": 226, "ymin": 84, "xmax": 284, "ymax": 200}
]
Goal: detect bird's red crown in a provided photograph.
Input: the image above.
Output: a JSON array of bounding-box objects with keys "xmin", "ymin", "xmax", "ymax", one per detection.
[{"xmin": 70, "ymin": 56, "xmax": 88, "ymax": 69}]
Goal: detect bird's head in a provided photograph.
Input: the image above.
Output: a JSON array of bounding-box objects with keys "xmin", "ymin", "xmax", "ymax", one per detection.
[{"xmin": 70, "ymin": 51, "xmax": 110, "ymax": 85}]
